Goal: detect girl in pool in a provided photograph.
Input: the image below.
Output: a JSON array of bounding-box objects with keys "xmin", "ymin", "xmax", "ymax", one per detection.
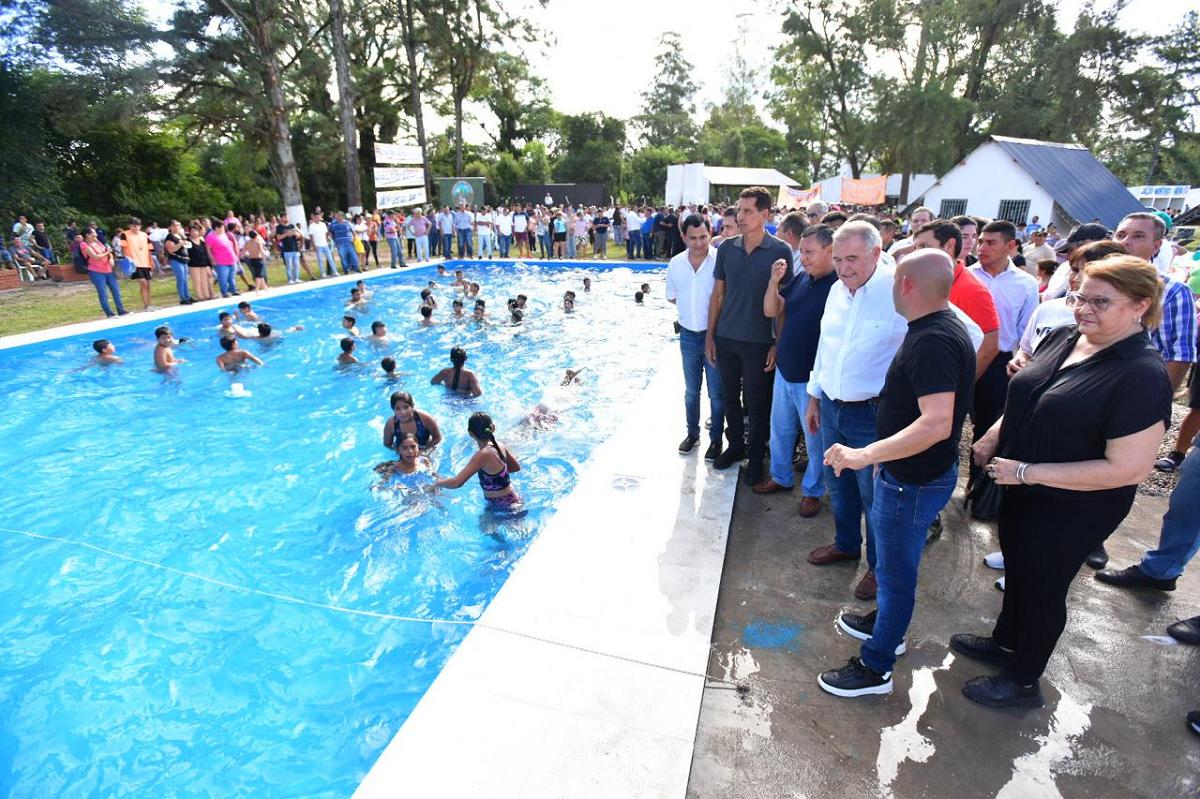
[
  {"xmin": 431, "ymin": 346, "xmax": 483, "ymax": 396},
  {"xmin": 432, "ymin": 412, "xmax": 522, "ymax": 509},
  {"xmin": 382, "ymin": 390, "xmax": 443, "ymax": 450},
  {"xmin": 374, "ymin": 432, "xmax": 433, "ymax": 486}
]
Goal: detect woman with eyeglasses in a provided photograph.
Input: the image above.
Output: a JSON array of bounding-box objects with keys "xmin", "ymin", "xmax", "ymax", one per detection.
[{"xmin": 953, "ymin": 254, "xmax": 1171, "ymax": 709}]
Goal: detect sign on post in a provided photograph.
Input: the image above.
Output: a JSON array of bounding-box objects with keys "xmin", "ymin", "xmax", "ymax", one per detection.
[
  {"xmin": 374, "ymin": 142, "xmax": 423, "ymax": 165},
  {"xmin": 376, "ymin": 187, "xmax": 428, "ymax": 209},
  {"xmin": 374, "ymin": 167, "xmax": 425, "ymax": 188}
]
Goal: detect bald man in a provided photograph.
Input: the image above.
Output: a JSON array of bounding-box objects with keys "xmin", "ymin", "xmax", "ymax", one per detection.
[{"xmin": 816, "ymin": 249, "xmax": 977, "ymax": 699}]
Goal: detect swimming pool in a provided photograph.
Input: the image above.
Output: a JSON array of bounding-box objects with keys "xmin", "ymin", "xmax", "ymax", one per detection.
[{"xmin": 0, "ymin": 261, "xmax": 672, "ymax": 797}]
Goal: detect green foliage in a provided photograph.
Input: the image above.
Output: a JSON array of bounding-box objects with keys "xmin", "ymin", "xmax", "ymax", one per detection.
[
  {"xmin": 633, "ymin": 33, "xmax": 698, "ymax": 151},
  {"xmin": 553, "ymin": 113, "xmax": 625, "ymax": 191},
  {"xmin": 626, "ymin": 145, "xmax": 687, "ymax": 204}
]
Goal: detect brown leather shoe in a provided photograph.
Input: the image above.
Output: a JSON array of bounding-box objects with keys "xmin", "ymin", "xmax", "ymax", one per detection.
[
  {"xmin": 798, "ymin": 496, "xmax": 821, "ymax": 518},
  {"xmin": 808, "ymin": 543, "xmax": 860, "ymax": 566},
  {"xmin": 753, "ymin": 478, "xmax": 794, "ymax": 495},
  {"xmin": 854, "ymin": 570, "xmax": 877, "ymax": 600}
]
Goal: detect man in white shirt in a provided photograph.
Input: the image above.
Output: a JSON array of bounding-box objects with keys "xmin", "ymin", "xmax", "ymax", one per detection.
[
  {"xmin": 1021, "ymin": 229, "xmax": 1054, "ymax": 267},
  {"xmin": 666, "ymin": 214, "xmax": 724, "ymax": 461},
  {"xmin": 495, "ymin": 206, "xmax": 513, "ymax": 257},
  {"xmin": 967, "ymin": 219, "xmax": 1040, "ymax": 479},
  {"xmin": 887, "ymin": 206, "xmax": 934, "ymax": 258},
  {"xmin": 476, "ymin": 206, "xmax": 495, "ymax": 259},
  {"xmin": 308, "ymin": 212, "xmax": 337, "ymax": 276}
]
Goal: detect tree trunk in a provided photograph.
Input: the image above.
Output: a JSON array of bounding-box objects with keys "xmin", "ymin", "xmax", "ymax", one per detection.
[
  {"xmin": 453, "ymin": 93, "xmax": 464, "ymax": 175},
  {"xmin": 330, "ymin": 0, "xmax": 362, "ymax": 213},
  {"xmin": 399, "ymin": 0, "xmax": 431, "ymax": 199},
  {"xmin": 954, "ymin": 10, "xmax": 1004, "ymax": 162},
  {"xmin": 254, "ymin": 19, "xmax": 306, "ymax": 226}
]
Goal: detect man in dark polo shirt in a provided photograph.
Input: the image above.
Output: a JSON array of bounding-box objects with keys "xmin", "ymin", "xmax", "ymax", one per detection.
[
  {"xmin": 755, "ymin": 223, "xmax": 837, "ymax": 517},
  {"xmin": 705, "ymin": 186, "xmax": 794, "ymax": 485},
  {"xmin": 815, "ymin": 249, "xmax": 975, "ymax": 698}
]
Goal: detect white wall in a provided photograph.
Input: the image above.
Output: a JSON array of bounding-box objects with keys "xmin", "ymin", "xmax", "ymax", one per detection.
[
  {"xmin": 920, "ymin": 142, "xmax": 1054, "ymax": 225},
  {"xmin": 682, "ymin": 164, "xmax": 710, "ymax": 205},
  {"xmin": 665, "ymin": 164, "xmax": 684, "ymax": 206}
]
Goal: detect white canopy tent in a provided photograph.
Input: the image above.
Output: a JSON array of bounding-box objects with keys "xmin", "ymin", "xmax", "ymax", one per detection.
[{"xmin": 665, "ymin": 163, "xmax": 798, "ymax": 205}]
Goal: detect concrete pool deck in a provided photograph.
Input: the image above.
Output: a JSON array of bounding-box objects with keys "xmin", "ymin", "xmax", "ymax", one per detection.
[{"xmin": 353, "ymin": 343, "xmax": 738, "ymax": 798}]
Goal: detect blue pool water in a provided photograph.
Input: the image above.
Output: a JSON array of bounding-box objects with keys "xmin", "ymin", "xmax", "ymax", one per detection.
[{"xmin": 0, "ymin": 261, "xmax": 672, "ymax": 797}]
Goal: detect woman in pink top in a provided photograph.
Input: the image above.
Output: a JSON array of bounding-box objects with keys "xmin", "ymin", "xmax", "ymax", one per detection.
[
  {"xmin": 81, "ymin": 228, "xmax": 127, "ymax": 317},
  {"xmin": 205, "ymin": 221, "xmax": 240, "ymax": 297}
]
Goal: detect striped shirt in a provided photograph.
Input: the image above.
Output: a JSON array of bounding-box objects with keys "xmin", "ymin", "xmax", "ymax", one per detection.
[{"xmin": 1152, "ymin": 277, "xmax": 1198, "ymax": 363}]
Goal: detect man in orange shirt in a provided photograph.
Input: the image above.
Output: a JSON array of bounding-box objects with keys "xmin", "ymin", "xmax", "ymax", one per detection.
[{"xmin": 121, "ymin": 217, "xmax": 155, "ymax": 311}]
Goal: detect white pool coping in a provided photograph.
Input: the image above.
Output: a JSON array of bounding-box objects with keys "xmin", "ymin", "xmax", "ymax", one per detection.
[{"xmin": 352, "ymin": 344, "xmax": 738, "ymax": 799}]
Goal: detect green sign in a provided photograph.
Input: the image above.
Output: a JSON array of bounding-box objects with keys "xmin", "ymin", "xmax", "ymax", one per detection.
[{"xmin": 435, "ymin": 176, "xmax": 486, "ymax": 208}]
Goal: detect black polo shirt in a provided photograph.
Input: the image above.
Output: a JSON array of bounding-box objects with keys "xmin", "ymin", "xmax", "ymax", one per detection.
[
  {"xmin": 776, "ymin": 270, "xmax": 836, "ymax": 384},
  {"xmin": 876, "ymin": 309, "xmax": 975, "ymax": 483},
  {"xmin": 999, "ymin": 325, "xmax": 1172, "ymax": 499},
  {"xmin": 713, "ymin": 232, "xmax": 794, "ymax": 345}
]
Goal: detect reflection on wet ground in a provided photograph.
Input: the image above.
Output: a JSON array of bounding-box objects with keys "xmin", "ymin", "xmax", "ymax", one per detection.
[{"xmin": 689, "ymin": 480, "xmax": 1200, "ymax": 798}]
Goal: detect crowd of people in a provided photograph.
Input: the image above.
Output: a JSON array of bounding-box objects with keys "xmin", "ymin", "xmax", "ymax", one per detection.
[{"xmin": 666, "ymin": 186, "xmax": 1199, "ymax": 729}]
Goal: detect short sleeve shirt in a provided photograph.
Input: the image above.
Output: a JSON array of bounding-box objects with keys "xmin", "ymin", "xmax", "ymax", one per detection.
[
  {"xmin": 276, "ymin": 224, "xmax": 300, "ymax": 252},
  {"xmin": 776, "ymin": 271, "xmax": 836, "ymax": 384},
  {"xmin": 876, "ymin": 310, "xmax": 976, "ymax": 483},
  {"xmin": 713, "ymin": 233, "xmax": 794, "ymax": 345},
  {"xmin": 949, "ymin": 262, "xmax": 1000, "ymax": 334},
  {"xmin": 999, "ymin": 326, "xmax": 1172, "ymax": 500}
]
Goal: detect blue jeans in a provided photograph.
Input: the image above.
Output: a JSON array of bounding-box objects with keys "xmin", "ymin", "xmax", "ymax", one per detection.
[
  {"xmin": 214, "ymin": 263, "xmax": 236, "ymax": 295},
  {"xmin": 283, "ymin": 251, "xmax": 300, "ymax": 282},
  {"xmin": 498, "ymin": 234, "xmax": 511, "ymax": 257},
  {"xmin": 860, "ymin": 464, "xmax": 958, "ymax": 675},
  {"xmin": 478, "ymin": 231, "xmax": 494, "ymax": 258},
  {"xmin": 627, "ymin": 230, "xmax": 642, "ymax": 259},
  {"xmin": 386, "ymin": 236, "xmax": 403, "ymax": 268},
  {"xmin": 442, "ymin": 233, "xmax": 454, "ymax": 256},
  {"xmin": 169, "ymin": 259, "xmax": 190, "ymax": 301},
  {"xmin": 769, "ymin": 373, "xmax": 825, "ymax": 496},
  {"xmin": 316, "ymin": 246, "xmax": 338, "ymax": 276},
  {"xmin": 1140, "ymin": 437, "xmax": 1200, "ymax": 579},
  {"xmin": 680, "ymin": 329, "xmax": 724, "ymax": 442},
  {"xmin": 337, "ymin": 243, "xmax": 360, "ymax": 272},
  {"xmin": 40, "ymin": 246, "xmax": 54, "ymax": 263},
  {"xmin": 565, "ymin": 232, "xmax": 576, "ymax": 258},
  {"xmin": 456, "ymin": 229, "xmax": 473, "ymax": 257},
  {"xmin": 819, "ymin": 392, "xmax": 879, "ymax": 567},
  {"xmin": 88, "ymin": 270, "xmax": 125, "ymax": 316}
]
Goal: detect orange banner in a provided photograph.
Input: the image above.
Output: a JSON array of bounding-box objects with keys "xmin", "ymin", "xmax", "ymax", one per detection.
[
  {"xmin": 778, "ymin": 184, "xmax": 821, "ymax": 209},
  {"xmin": 839, "ymin": 175, "xmax": 888, "ymax": 206}
]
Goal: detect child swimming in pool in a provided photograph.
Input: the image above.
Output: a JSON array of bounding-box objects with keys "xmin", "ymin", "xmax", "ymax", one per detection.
[
  {"xmin": 432, "ymin": 412, "xmax": 522, "ymax": 510},
  {"xmin": 431, "ymin": 346, "xmax": 483, "ymax": 396},
  {"xmin": 374, "ymin": 432, "xmax": 433, "ymax": 486},
  {"xmin": 92, "ymin": 339, "xmax": 122, "ymax": 365},
  {"xmin": 216, "ymin": 338, "xmax": 264, "ymax": 371},
  {"xmin": 382, "ymin": 390, "xmax": 442, "ymax": 450}
]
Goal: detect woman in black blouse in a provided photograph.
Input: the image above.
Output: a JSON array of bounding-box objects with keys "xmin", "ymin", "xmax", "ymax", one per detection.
[{"xmin": 953, "ymin": 255, "xmax": 1171, "ymax": 708}]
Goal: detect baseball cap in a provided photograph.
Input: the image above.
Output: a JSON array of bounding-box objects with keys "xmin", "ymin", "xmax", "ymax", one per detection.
[{"xmin": 1054, "ymin": 222, "xmax": 1109, "ymax": 253}]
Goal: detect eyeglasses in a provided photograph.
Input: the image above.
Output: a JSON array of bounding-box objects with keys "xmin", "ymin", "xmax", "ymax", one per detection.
[{"xmin": 1065, "ymin": 292, "xmax": 1131, "ymax": 312}]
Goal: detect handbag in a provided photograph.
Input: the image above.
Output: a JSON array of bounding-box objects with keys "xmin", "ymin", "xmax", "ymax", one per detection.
[{"xmin": 964, "ymin": 470, "xmax": 1003, "ymax": 521}]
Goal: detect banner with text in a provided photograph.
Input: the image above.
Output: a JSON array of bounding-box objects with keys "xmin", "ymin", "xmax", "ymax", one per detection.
[
  {"xmin": 376, "ymin": 187, "xmax": 428, "ymax": 209},
  {"xmin": 374, "ymin": 167, "xmax": 425, "ymax": 189},
  {"xmin": 778, "ymin": 184, "xmax": 821, "ymax": 209},
  {"xmin": 374, "ymin": 142, "xmax": 422, "ymax": 165}
]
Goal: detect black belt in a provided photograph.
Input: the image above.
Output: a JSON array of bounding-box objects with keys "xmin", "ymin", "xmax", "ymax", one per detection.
[{"xmin": 832, "ymin": 397, "xmax": 878, "ymax": 407}]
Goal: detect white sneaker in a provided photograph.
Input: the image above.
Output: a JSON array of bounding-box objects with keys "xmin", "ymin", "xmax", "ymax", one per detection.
[
  {"xmin": 995, "ymin": 576, "xmax": 1005, "ymax": 592},
  {"xmin": 984, "ymin": 551, "xmax": 1005, "ymax": 570}
]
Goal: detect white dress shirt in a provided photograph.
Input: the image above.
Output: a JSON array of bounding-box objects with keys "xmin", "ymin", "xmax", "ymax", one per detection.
[
  {"xmin": 968, "ymin": 260, "xmax": 1040, "ymax": 352},
  {"xmin": 808, "ymin": 261, "xmax": 984, "ymax": 402},
  {"xmin": 666, "ymin": 247, "xmax": 718, "ymax": 332},
  {"xmin": 496, "ymin": 212, "xmax": 513, "ymax": 236}
]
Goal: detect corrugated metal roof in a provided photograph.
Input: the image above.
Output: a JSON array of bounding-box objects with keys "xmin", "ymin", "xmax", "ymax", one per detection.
[
  {"xmin": 702, "ymin": 166, "xmax": 798, "ymax": 187},
  {"xmin": 991, "ymin": 136, "xmax": 1143, "ymax": 229}
]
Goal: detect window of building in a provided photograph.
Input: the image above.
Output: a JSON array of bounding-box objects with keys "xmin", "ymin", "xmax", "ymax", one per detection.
[
  {"xmin": 938, "ymin": 199, "xmax": 967, "ymax": 218},
  {"xmin": 997, "ymin": 200, "xmax": 1031, "ymax": 224}
]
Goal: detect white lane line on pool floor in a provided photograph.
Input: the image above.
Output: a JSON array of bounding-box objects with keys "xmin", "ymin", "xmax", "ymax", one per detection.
[{"xmin": 0, "ymin": 523, "xmax": 740, "ymax": 688}]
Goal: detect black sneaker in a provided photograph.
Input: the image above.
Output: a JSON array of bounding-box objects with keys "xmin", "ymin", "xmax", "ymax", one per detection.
[
  {"xmin": 962, "ymin": 674, "xmax": 1044, "ymax": 708},
  {"xmin": 1094, "ymin": 564, "xmax": 1177, "ymax": 591},
  {"xmin": 836, "ymin": 610, "xmax": 906, "ymax": 656},
  {"xmin": 1085, "ymin": 544, "xmax": 1109, "ymax": 570},
  {"xmin": 712, "ymin": 447, "xmax": 746, "ymax": 471},
  {"xmin": 1156, "ymin": 451, "xmax": 1186, "ymax": 472},
  {"xmin": 949, "ymin": 633, "xmax": 1012, "ymax": 664},
  {"xmin": 678, "ymin": 435, "xmax": 699, "ymax": 454},
  {"xmin": 1168, "ymin": 615, "xmax": 1200, "ymax": 645},
  {"xmin": 817, "ymin": 656, "xmax": 892, "ymax": 698},
  {"xmin": 703, "ymin": 440, "xmax": 722, "ymax": 462}
]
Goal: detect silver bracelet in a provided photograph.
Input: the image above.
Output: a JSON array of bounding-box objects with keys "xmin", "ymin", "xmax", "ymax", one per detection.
[{"xmin": 1016, "ymin": 462, "xmax": 1030, "ymax": 485}]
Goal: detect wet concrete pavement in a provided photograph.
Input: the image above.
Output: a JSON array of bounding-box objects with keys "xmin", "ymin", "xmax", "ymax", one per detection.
[{"xmin": 687, "ymin": 472, "xmax": 1200, "ymax": 798}]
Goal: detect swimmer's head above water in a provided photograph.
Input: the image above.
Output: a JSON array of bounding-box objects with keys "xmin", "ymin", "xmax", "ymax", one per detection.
[
  {"xmin": 257, "ymin": 323, "xmax": 272, "ymax": 337},
  {"xmin": 381, "ymin": 356, "xmax": 397, "ymax": 375},
  {"xmin": 92, "ymin": 339, "xmax": 113, "ymax": 355}
]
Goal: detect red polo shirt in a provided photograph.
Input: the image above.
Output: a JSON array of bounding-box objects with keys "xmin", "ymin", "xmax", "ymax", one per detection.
[{"xmin": 950, "ymin": 260, "xmax": 1000, "ymax": 334}]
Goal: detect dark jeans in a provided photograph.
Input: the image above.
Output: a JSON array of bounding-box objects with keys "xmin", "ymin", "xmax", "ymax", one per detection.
[
  {"xmin": 88, "ymin": 270, "xmax": 125, "ymax": 316},
  {"xmin": 456, "ymin": 229, "xmax": 473, "ymax": 257},
  {"xmin": 627, "ymin": 229, "xmax": 642, "ymax": 259},
  {"xmin": 993, "ymin": 486, "xmax": 1133, "ymax": 684},
  {"xmin": 336, "ymin": 243, "xmax": 360, "ymax": 273},
  {"xmin": 680, "ymin": 329, "xmax": 724, "ymax": 442},
  {"xmin": 442, "ymin": 233, "xmax": 453, "ymax": 256},
  {"xmin": 498, "ymin": 234, "xmax": 511, "ymax": 257},
  {"xmin": 819, "ymin": 393, "xmax": 879, "ymax": 567},
  {"xmin": 714, "ymin": 336, "xmax": 773, "ymax": 459},
  {"xmin": 860, "ymin": 464, "xmax": 958, "ymax": 675},
  {"xmin": 644, "ymin": 232, "xmax": 655, "ymax": 260},
  {"xmin": 970, "ymin": 352, "xmax": 1012, "ymax": 478}
]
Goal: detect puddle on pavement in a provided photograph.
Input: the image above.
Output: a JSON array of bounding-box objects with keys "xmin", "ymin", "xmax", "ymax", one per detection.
[
  {"xmin": 875, "ymin": 652, "xmax": 955, "ymax": 799},
  {"xmin": 995, "ymin": 692, "xmax": 1093, "ymax": 799}
]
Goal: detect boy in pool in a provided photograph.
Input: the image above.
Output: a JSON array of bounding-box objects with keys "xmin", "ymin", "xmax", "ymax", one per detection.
[
  {"xmin": 420, "ymin": 288, "xmax": 437, "ymax": 308},
  {"xmin": 472, "ymin": 299, "xmax": 487, "ymax": 321},
  {"xmin": 583, "ymin": 276, "xmax": 591, "ymax": 292},
  {"xmin": 452, "ymin": 298, "xmax": 465, "ymax": 318},
  {"xmin": 236, "ymin": 301, "xmax": 260, "ymax": 322},
  {"xmin": 216, "ymin": 337, "xmax": 264, "ymax": 371},
  {"xmin": 634, "ymin": 291, "xmax": 644, "ymax": 304},
  {"xmin": 640, "ymin": 282, "xmax": 650, "ymax": 296},
  {"xmin": 368, "ymin": 320, "xmax": 389, "ymax": 344},
  {"xmin": 467, "ymin": 282, "xmax": 481, "ymax": 298},
  {"xmin": 218, "ymin": 312, "xmax": 251, "ymax": 340},
  {"xmin": 516, "ymin": 294, "xmax": 528, "ymax": 309},
  {"xmin": 563, "ymin": 296, "xmax": 574, "ymax": 312},
  {"xmin": 562, "ymin": 367, "xmax": 584, "ymax": 385},
  {"xmin": 92, "ymin": 339, "xmax": 122, "ymax": 365},
  {"xmin": 255, "ymin": 322, "xmax": 303, "ymax": 338},
  {"xmin": 153, "ymin": 326, "xmax": 184, "ymax": 371},
  {"xmin": 381, "ymin": 356, "xmax": 398, "ymax": 378},
  {"xmin": 419, "ymin": 305, "xmax": 435, "ymax": 326},
  {"xmin": 337, "ymin": 337, "xmax": 357, "ymax": 365},
  {"xmin": 341, "ymin": 315, "xmax": 360, "ymax": 337},
  {"xmin": 452, "ymin": 269, "xmax": 468, "ymax": 290},
  {"xmin": 511, "ymin": 308, "xmax": 524, "ymax": 323},
  {"xmin": 347, "ymin": 288, "xmax": 367, "ymax": 309},
  {"xmin": 355, "ymin": 279, "xmax": 373, "ymax": 300},
  {"xmin": 437, "ymin": 264, "xmax": 448, "ymax": 279}
]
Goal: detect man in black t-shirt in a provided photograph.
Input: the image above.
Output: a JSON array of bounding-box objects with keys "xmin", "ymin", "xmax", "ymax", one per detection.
[{"xmin": 815, "ymin": 249, "xmax": 975, "ymax": 699}]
